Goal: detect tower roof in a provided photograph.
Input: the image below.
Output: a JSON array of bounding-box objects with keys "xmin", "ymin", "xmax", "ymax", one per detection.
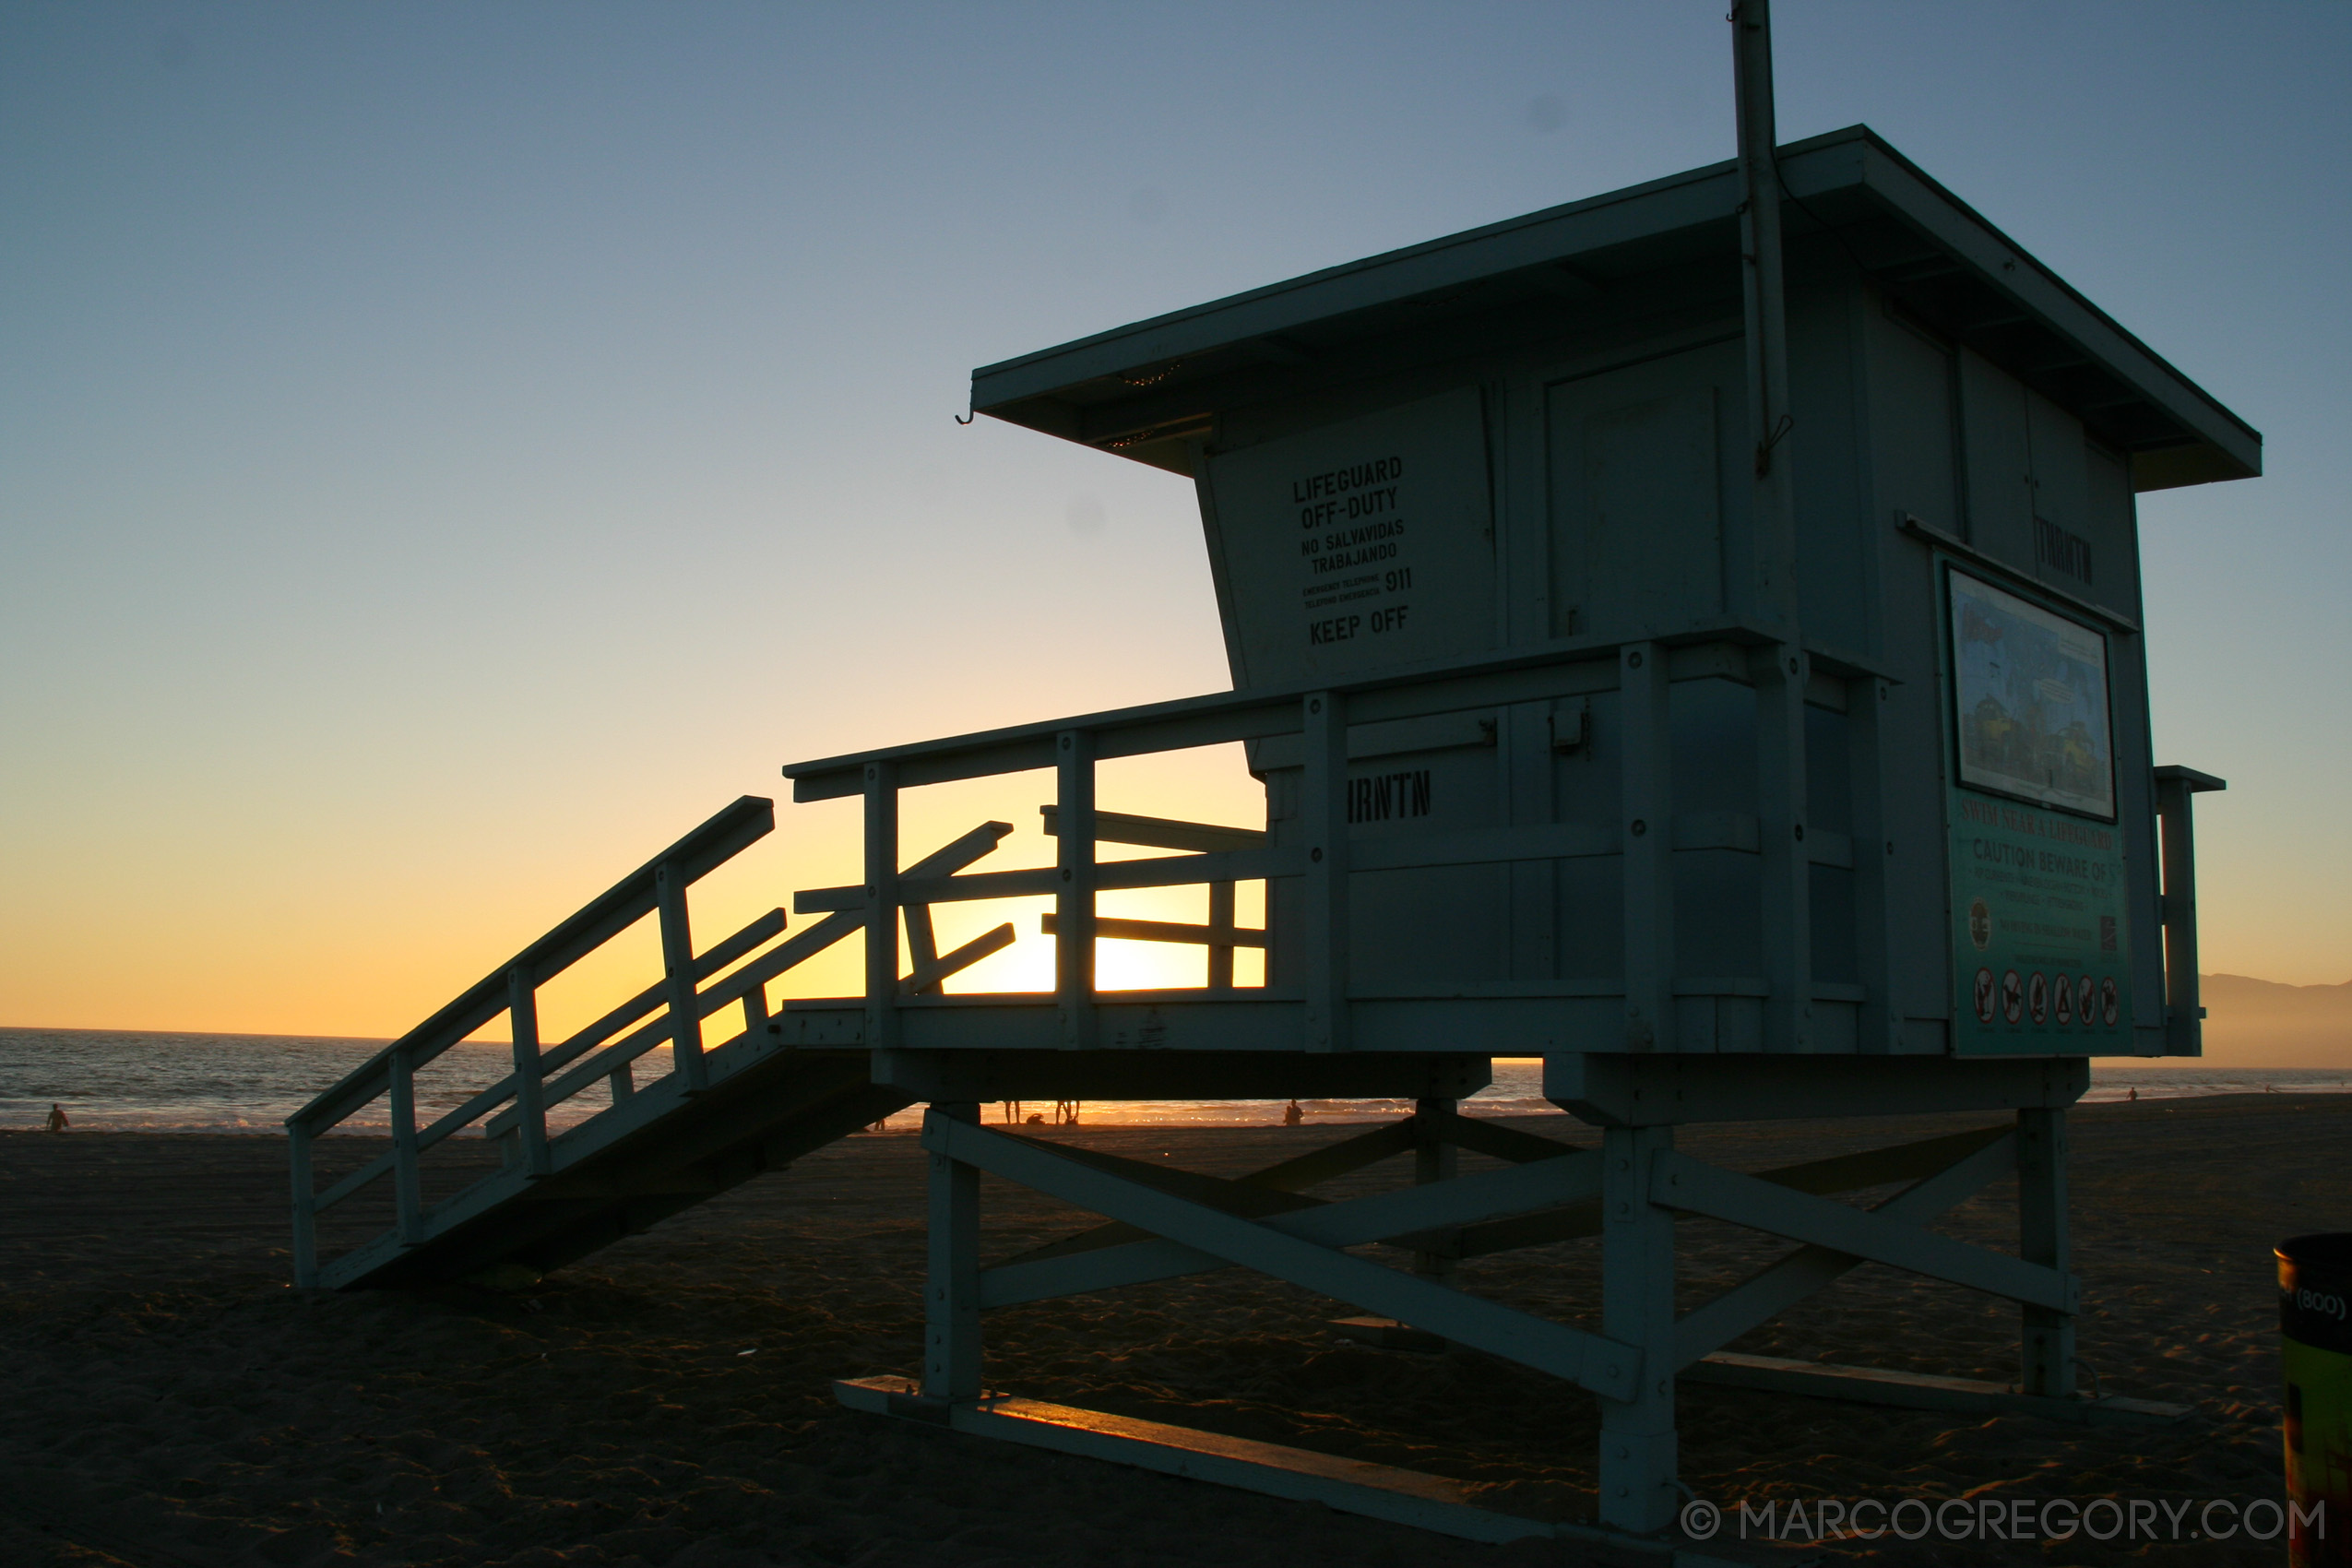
[{"xmin": 971, "ymin": 125, "xmax": 2257, "ymax": 493}]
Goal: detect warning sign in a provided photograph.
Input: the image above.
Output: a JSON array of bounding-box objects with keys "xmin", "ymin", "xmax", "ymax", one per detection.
[{"xmin": 1942, "ymin": 564, "xmax": 2132, "ymax": 1055}]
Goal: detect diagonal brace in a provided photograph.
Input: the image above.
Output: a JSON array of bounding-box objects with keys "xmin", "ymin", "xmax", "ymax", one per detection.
[
  {"xmin": 927, "ymin": 1113, "xmax": 1638, "ymax": 1400},
  {"xmin": 1654, "ymin": 1138, "xmax": 2068, "ymax": 1315},
  {"xmin": 999, "ymin": 1118, "xmax": 1420, "ymax": 1267},
  {"xmin": 982, "ymin": 1148, "xmax": 1605, "ymax": 1308},
  {"xmin": 1672, "ymin": 1130, "xmax": 2018, "ymax": 1368}
]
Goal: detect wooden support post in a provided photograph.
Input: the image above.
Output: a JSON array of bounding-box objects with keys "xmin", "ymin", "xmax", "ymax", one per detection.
[
  {"xmin": 289, "ymin": 1121, "xmax": 318, "ymax": 1288},
  {"xmin": 388, "ymin": 1046, "xmax": 423, "ymax": 1246},
  {"xmin": 1598, "ymin": 1124, "xmax": 1677, "ymax": 1534},
  {"xmin": 1056, "ymin": 730, "xmax": 1097, "ymax": 1049},
  {"xmin": 2153, "ymin": 767, "xmax": 2224, "ymax": 1054},
  {"xmin": 925, "ymin": 1101, "xmax": 984, "ymax": 1402},
  {"xmin": 1207, "ymin": 880, "xmax": 1237, "ymax": 991},
  {"xmin": 507, "ymin": 964, "xmax": 552, "ymax": 1177},
  {"xmin": 2017, "ymin": 1107, "xmax": 2075, "ymax": 1397},
  {"xmin": 864, "ymin": 760, "xmax": 900, "ymax": 1052},
  {"xmin": 1619, "ymin": 644, "xmax": 1674, "ymax": 1054},
  {"xmin": 655, "ymin": 859, "xmax": 707, "ymax": 1091},
  {"xmin": 1754, "ymin": 645, "xmax": 1813, "ymax": 1051},
  {"xmin": 1412, "ymin": 1099, "xmax": 1457, "ymax": 1278},
  {"xmin": 608, "ymin": 1063, "xmax": 636, "ymax": 1102},
  {"xmin": 1301, "ymin": 692, "xmax": 1350, "ymax": 1052}
]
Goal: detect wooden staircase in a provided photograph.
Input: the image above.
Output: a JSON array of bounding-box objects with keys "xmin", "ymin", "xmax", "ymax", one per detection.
[{"xmin": 289, "ymin": 796, "xmax": 1008, "ymax": 1290}]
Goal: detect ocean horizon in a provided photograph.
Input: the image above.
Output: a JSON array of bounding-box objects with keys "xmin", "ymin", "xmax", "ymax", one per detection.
[{"xmin": 5, "ymin": 1025, "xmax": 2347, "ymax": 1135}]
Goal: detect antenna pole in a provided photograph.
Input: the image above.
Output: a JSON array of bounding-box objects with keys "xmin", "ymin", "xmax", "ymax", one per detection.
[{"xmin": 1733, "ymin": 0, "xmax": 1796, "ymax": 624}]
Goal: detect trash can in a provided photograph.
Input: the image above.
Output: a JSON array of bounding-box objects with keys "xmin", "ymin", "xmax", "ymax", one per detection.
[{"xmin": 2280, "ymin": 1234, "xmax": 2352, "ymax": 1566}]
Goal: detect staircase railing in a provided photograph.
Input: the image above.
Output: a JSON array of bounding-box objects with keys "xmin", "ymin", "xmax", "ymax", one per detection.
[{"xmin": 286, "ymin": 798, "xmax": 1020, "ymax": 1286}]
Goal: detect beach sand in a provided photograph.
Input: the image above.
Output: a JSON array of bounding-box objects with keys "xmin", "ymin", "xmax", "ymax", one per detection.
[{"xmin": 0, "ymin": 1094, "xmax": 2333, "ymax": 1566}]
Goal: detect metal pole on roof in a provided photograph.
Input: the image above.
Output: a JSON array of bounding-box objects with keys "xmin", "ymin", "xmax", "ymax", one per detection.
[{"xmin": 1733, "ymin": 0, "xmax": 1797, "ymax": 626}]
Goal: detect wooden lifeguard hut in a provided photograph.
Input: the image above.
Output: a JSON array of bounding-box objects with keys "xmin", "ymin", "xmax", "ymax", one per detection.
[{"xmin": 290, "ymin": 7, "xmax": 2253, "ymax": 1551}]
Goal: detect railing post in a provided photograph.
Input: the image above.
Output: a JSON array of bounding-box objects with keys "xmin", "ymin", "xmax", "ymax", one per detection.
[
  {"xmin": 1754, "ymin": 643, "xmax": 1813, "ymax": 1051},
  {"xmin": 2153, "ymin": 766, "xmax": 2224, "ymax": 1055},
  {"xmin": 1206, "ymin": 879, "xmax": 1237, "ymax": 991},
  {"xmin": 1301, "ymin": 691, "xmax": 1350, "ymax": 1051},
  {"xmin": 923, "ymin": 1101, "xmax": 983, "ymax": 1402},
  {"xmin": 1598, "ymin": 1124, "xmax": 1676, "ymax": 1532},
  {"xmin": 507, "ymin": 964, "xmax": 552, "ymax": 1177},
  {"xmin": 289, "ymin": 1120, "xmax": 318, "ymax": 1288},
  {"xmin": 1056, "ymin": 730, "xmax": 1097, "ymax": 1050},
  {"xmin": 388, "ymin": 1047, "xmax": 423, "ymax": 1246},
  {"xmin": 655, "ymin": 859, "xmax": 707, "ymax": 1091},
  {"xmin": 1621, "ymin": 643, "xmax": 1675, "ymax": 1053},
  {"xmin": 864, "ymin": 760, "xmax": 900, "ymax": 1051}
]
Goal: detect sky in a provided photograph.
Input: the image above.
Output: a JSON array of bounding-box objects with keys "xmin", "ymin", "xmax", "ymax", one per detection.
[{"xmin": 3, "ymin": 1, "xmax": 2346, "ymax": 1042}]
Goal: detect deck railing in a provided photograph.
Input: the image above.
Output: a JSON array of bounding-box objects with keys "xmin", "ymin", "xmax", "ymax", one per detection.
[{"xmin": 784, "ymin": 625, "xmax": 1879, "ymax": 1055}]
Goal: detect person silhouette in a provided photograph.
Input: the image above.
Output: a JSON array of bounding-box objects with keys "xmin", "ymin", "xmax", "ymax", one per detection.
[
  {"xmin": 45, "ymin": 1102, "xmax": 69, "ymax": 1133},
  {"xmin": 1282, "ymin": 1100, "xmax": 1303, "ymax": 1126}
]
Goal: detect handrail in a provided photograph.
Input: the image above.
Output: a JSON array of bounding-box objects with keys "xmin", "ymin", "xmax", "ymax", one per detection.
[
  {"xmin": 290, "ymin": 795, "xmax": 777, "ymax": 1132},
  {"xmin": 783, "ymin": 625, "xmax": 1883, "ymax": 802},
  {"xmin": 293, "ymin": 814, "xmax": 1027, "ymax": 1283},
  {"xmin": 305, "ymin": 909, "xmax": 790, "ymax": 1217}
]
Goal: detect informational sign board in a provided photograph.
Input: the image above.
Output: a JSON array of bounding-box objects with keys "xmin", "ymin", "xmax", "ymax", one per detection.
[
  {"xmin": 1204, "ymin": 389, "xmax": 1494, "ymax": 688},
  {"xmin": 1942, "ymin": 565, "xmax": 2132, "ymax": 1053}
]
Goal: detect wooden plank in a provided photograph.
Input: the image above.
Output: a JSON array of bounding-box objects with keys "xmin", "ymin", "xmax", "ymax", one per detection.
[
  {"xmin": 783, "ymin": 645, "xmax": 1631, "ymax": 803},
  {"xmin": 794, "ymin": 847, "xmax": 1300, "ymax": 914},
  {"xmin": 1040, "ymin": 805, "xmax": 1265, "ymax": 853},
  {"xmin": 831, "ymin": 1377, "xmax": 1566, "ymax": 1547},
  {"xmin": 1682, "ymin": 1352, "xmax": 2189, "ymax": 1426},
  {"xmin": 929, "ymin": 1115, "xmax": 1636, "ymax": 1397},
  {"xmin": 1041, "ymin": 912, "xmax": 1265, "ymax": 949}
]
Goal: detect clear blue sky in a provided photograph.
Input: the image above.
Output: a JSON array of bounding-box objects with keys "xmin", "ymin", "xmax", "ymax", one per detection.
[{"xmin": 3, "ymin": 1, "xmax": 2346, "ymax": 1033}]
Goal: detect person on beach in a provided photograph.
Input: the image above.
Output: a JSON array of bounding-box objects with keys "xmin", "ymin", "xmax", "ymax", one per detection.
[
  {"xmin": 1283, "ymin": 1100, "xmax": 1303, "ymax": 1126},
  {"xmin": 45, "ymin": 1103, "xmax": 69, "ymax": 1133}
]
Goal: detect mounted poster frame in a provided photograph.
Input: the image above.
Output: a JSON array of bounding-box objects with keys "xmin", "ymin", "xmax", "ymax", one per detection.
[{"xmin": 1940, "ymin": 564, "xmax": 2132, "ymax": 1055}]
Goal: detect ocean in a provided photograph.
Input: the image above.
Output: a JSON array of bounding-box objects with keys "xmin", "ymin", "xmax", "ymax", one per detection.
[{"xmin": 4, "ymin": 1026, "xmax": 2347, "ymax": 1135}]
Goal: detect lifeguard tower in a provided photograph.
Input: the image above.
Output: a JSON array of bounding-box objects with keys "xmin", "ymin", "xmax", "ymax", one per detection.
[{"xmin": 290, "ymin": 10, "xmax": 2253, "ymax": 1550}]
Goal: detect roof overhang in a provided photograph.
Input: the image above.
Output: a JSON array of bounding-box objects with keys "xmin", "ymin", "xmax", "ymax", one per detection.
[{"xmin": 970, "ymin": 125, "xmax": 2258, "ymax": 493}]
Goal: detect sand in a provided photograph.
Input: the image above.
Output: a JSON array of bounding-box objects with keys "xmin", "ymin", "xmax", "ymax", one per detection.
[{"xmin": 0, "ymin": 1094, "xmax": 2334, "ymax": 1567}]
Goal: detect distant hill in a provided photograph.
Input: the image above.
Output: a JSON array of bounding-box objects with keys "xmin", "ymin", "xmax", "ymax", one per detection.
[{"xmin": 2196, "ymin": 974, "xmax": 2352, "ymax": 1068}]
